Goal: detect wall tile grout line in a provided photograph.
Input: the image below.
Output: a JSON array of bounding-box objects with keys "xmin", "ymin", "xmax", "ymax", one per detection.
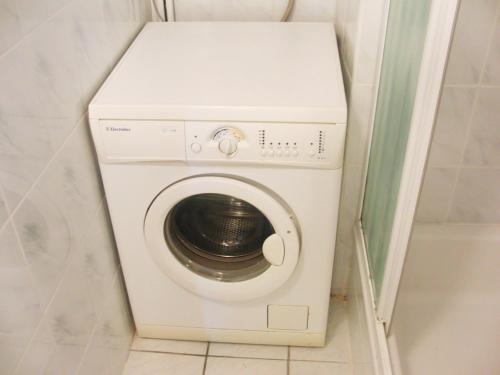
[
  {"xmin": 426, "ymin": 164, "xmax": 500, "ymax": 170},
  {"xmin": 0, "ymin": 185, "xmax": 47, "ymax": 316},
  {"xmin": 0, "ymin": 0, "xmax": 79, "ymax": 61},
  {"xmin": 74, "ymin": 323, "xmax": 99, "ymax": 375},
  {"xmin": 443, "ymin": 83, "xmax": 500, "ymax": 89}
]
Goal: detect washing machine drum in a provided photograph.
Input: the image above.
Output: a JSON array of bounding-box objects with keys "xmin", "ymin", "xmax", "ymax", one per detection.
[
  {"xmin": 144, "ymin": 176, "xmax": 300, "ymax": 301},
  {"xmin": 166, "ymin": 193, "xmax": 274, "ymax": 282}
]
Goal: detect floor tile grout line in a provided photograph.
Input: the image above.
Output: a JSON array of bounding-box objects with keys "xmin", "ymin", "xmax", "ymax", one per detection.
[
  {"xmin": 289, "ymin": 359, "xmax": 351, "ymax": 364},
  {"xmin": 129, "ymin": 347, "xmax": 350, "ymax": 364},
  {"xmin": 287, "ymin": 346, "xmax": 290, "ymax": 375},
  {"xmin": 206, "ymin": 354, "xmax": 287, "ymax": 362},
  {"xmin": 130, "ymin": 349, "xmax": 206, "ymax": 357},
  {"xmin": 202, "ymin": 343, "xmax": 210, "ymax": 375},
  {"xmin": 130, "ymin": 350, "xmax": 289, "ymax": 361},
  {"xmin": 290, "ymin": 359, "xmax": 358, "ymax": 365}
]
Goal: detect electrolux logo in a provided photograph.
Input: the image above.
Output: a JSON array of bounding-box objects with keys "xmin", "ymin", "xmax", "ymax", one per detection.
[{"xmin": 105, "ymin": 126, "xmax": 131, "ymax": 132}]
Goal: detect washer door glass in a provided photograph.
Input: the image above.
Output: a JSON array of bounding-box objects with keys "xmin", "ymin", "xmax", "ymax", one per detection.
[{"xmin": 165, "ymin": 193, "xmax": 274, "ymax": 282}]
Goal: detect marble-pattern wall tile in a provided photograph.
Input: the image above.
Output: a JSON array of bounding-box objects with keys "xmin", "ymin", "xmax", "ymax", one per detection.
[
  {"xmin": 13, "ymin": 119, "xmax": 101, "ymax": 309},
  {"xmin": 333, "ymin": 165, "xmax": 364, "ymax": 292},
  {"xmin": 14, "ymin": 0, "xmax": 72, "ymax": 36},
  {"xmin": 428, "ymin": 87, "xmax": 476, "ymax": 166},
  {"xmin": 0, "ymin": 0, "xmax": 148, "ymax": 212},
  {"xmin": 334, "ymin": 0, "xmax": 347, "ymax": 51},
  {"xmin": 14, "ymin": 340, "xmax": 86, "ymax": 375},
  {"xmin": 79, "ymin": 274, "xmax": 134, "ymax": 375},
  {"xmin": 0, "ymin": 188, "xmax": 8, "ymax": 226},
  {"xmin": 341, "ymin": 0, "xmax": 361, "ymax": 78},
  {"xmin": 332, "ymin": 0, "xmax": 387, "ymax": 293},
  {"xmin": 418, "ymin": 1, "xmax": 500, "ymax": 225},
  {"xmin": 483, "ymin": 22, "xmax": 500, "ymax": 84},
  {"xmin": 13, "ymin": 259, "xmax": 98, "ymax": 374},
  {"xmin": 36, "ymin": 262, "xmax": 96, "ymax": 348},
  {"xmin": 0, "ymin": 0, "xmax": 23, "ymax": 55},
  {"xmin": 347, "ymin": 247, "xmax": 375, "ymax": 375},
  {"xmin": 172, "ymin": 0, "xmax": 336, "ymax": 22},
  {"xmin": 415, "ymin": 167, "xmax": 459, "ymax": 222},
  {"xmin": 0, "ymin": 14, "xmax": 84, "ymax": 209},
  {"xmin": 78, "ymin": 202, "xmax": 120, "ymax": 318},
  {"xmin": 463, "ymin": 88, "xmax": 500, "ymax": 166},
  {"xmin": 344, "ymin": 84, "xmax": 375, "ymax": 166},
  {"xmin": 449, "ymin": 169, "xmax": 500, "ymax": 222},
  {"xmin": 444, "ymin": 0, "xmax": 498, "ymax": 84},
  {"xmin": 351, "ymin": 0, "xmax": 386, "ymax": 85},
  {"xmin": 0, "ymin": 1, "xmax": 150, "ymax": 373},
  {"xmin": 0, "ymin": 223, "xmax": 43, "ymax": 374},
  {"xmin": 288, "ymin": 0, "xmax": 336, "ymax": 22}
]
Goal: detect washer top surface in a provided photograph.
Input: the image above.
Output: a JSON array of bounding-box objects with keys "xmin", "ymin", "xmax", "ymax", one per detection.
[{"xmin": 89, "ymin": 22, "xmax": 346, "ymax": 123}]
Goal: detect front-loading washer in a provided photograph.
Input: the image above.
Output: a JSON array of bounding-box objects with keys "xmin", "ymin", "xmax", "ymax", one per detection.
[{"xmin": 89, "ymin": 22, "xmax": 346, "ymax": 346}]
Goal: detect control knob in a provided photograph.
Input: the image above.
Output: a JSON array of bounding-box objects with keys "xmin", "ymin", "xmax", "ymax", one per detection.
[
  {"xmin": 213, "ymin": 128, "xmax": 244, "ymax": 156},
  {"xmin": 218, "ymin": 135, "xmax": 239, "ymax": 155}
]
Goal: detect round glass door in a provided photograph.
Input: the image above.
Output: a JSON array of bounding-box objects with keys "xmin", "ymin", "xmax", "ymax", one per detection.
[
  {"xmin": 165, "ymin": 193, "xmax": 274, "ymax": 282},
  {"xmin": 144, "ymin": 176, "xmax": 300, "ymax": 301}
]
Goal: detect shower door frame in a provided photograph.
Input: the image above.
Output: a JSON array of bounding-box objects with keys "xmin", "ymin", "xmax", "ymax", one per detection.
[{"xmin": 358, "ymin": 0, "xmax": 460, "ymax": 329}]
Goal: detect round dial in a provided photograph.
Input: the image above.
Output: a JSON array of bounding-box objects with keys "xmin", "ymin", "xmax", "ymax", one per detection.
[{"xmin": 213, "ymin": 128, "xmax": 244, "ymax": 156}]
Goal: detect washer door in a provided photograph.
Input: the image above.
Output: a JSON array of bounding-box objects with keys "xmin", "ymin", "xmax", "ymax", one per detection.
[{"xmin": 144, "ymin": 176, "xmax": 300, "ymax": 301}]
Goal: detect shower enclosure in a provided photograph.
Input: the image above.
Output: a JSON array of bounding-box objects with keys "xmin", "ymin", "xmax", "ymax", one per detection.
[{"xmin": 352, "ymin": 0, "xmax": 500, "ymax": 374}]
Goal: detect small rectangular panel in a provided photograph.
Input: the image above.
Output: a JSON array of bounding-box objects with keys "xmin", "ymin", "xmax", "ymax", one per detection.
[
  {"xmin": 268, "ymin": 305, "xmax": 309, "ymax": 330},
  {"xmin": 186, "ymin": 121, "xmax": 346, "ymax": 169},
  {"xmin": 98, "ymin": 120, "xmax": 185, "ymax": 162}
]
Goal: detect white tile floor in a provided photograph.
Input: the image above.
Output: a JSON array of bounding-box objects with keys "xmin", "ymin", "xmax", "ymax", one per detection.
[{"xmin": 123, "ymin": 299, "xmax": 352, "ymax": 375}]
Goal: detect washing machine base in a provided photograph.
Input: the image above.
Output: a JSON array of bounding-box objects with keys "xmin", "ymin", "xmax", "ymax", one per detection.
[{"xmin": 137, "ymin": 324, "xmax": 326, "ymax": 347}]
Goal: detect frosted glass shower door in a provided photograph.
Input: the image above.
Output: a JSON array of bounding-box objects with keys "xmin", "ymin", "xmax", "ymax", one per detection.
[{"xmin": 361, "ymin": 0, "xmax": 432, "ymax": 300}]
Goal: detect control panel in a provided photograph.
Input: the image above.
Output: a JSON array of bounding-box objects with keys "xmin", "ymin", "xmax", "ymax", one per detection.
[
  {"xmin": 93, "ymin": 120, "xmax": 346, "ymax": 169},
  {"xmin": 186, "ymin": 121, "xmax": 346, "ymax": 169}
]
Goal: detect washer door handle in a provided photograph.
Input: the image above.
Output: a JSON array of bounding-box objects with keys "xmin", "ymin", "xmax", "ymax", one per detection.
[{"xmin": 263, "ymin": 234, "xmax": 285, "ymax": 266}]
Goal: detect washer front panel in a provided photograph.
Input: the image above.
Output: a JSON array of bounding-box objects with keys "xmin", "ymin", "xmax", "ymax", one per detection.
[
  {"xmin": 91, "ymin": 119, "xmax": 346, "ymax": 170},
  {"xmin": 144, "ymin": 176, "xmax": 300, "ymax": 301}
]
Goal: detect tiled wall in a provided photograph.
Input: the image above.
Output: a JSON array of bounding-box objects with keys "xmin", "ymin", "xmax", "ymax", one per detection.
[
  {"xmin": 0, "ymin": 1, "xmax": 150, "ymax": 373},
  {"xmin": 347, "ymin": 244, "xmax": 376, "ymax": 375},
  {"xmin": 163, "ymin": 0, "xmax": 336, "ymax": 21},
  {"xmin": 416, "ymin": 0, "xmax": 500, "ymax": 224},
  {"xmin": 331, "ymin": 0, "xmax": 387, "ymax": 294}
]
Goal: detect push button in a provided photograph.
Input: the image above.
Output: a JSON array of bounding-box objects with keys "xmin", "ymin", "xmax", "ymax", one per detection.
[{"xmin": 190, "ymin": 142, "xmax": 202, "ymax": 153}]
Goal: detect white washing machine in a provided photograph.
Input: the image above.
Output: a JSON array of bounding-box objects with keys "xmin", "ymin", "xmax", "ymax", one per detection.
[{"xmin": 89, "ymin": 22, "xmax": 346, "ymax": 346}]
